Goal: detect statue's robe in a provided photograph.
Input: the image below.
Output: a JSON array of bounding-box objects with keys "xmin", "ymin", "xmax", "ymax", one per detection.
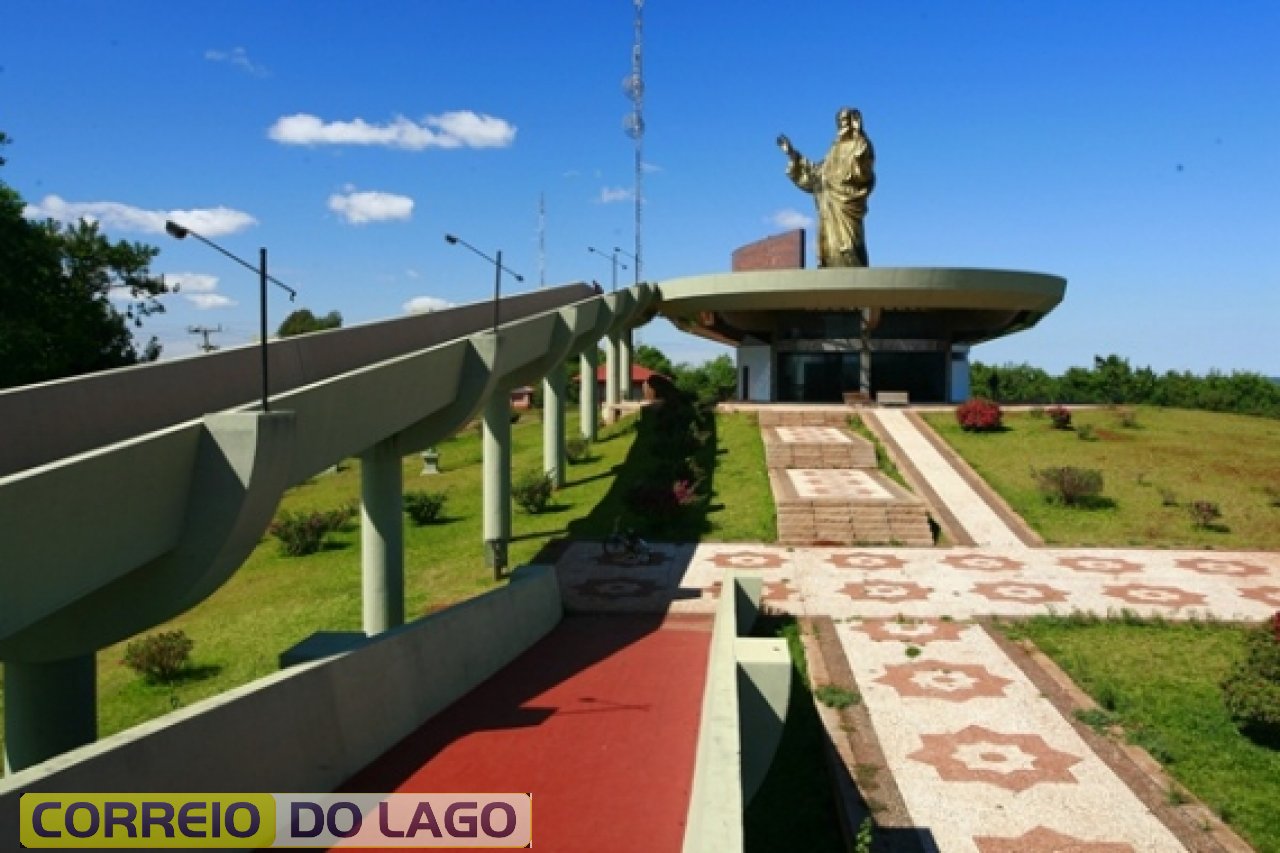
[{"xmin": 786, "ymin": 134, "xmax": 875, "ymax": 267}]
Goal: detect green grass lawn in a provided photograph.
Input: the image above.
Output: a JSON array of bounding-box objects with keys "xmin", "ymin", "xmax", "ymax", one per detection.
[
  {"xmin": 1000, "ymin": 616, "xmax": 1280, "ymax": 853},
  {"xmin": 0, "ymin": 409, "xmax": 775, "ymax": 773},
  {"xmin": 924, "ymin": 406, "xmax": 1280, "ymax": 548}
]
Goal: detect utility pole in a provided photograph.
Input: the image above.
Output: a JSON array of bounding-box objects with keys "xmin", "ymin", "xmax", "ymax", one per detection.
[{"xmin": 188, "ymin": 324, "xmax": 223, "ymax": 353}]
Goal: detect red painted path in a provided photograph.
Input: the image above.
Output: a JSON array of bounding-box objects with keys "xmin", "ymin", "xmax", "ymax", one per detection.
[{"xmin": 337, "ymin": 613, "xmax": 712, "ymax": 852}]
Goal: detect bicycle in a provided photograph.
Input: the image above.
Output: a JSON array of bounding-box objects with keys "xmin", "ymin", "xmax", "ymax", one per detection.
[{"xmin": 602, "ymin": 519, "xmax": 652, "ymax": 565}]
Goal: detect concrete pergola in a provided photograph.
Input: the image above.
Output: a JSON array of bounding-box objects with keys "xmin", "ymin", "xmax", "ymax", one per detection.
[{"xmin": 0, "ymin": 282, "xmax": 655, "ymax": 771}]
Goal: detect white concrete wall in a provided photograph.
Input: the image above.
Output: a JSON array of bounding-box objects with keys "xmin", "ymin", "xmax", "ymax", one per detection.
[
  {"xmin": 0, "ymin": 565, "xmax": 562, "ymax": 838},
  {"xmin": 736, "ymin": 344, "xmax": 773, "ymax": 402}
]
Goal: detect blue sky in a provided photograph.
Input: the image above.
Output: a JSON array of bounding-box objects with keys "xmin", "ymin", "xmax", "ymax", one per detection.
[{"xmin": 4, "ymin": 1, "xmax": 1277, "ymax": 374}]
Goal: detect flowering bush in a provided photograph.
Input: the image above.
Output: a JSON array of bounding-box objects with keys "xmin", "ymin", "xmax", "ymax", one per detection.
[
  {"xmin": 1046, "ymin": 405, "xmax": 1073, "ymax": 429},
  {"xmin": 955, "ymin": 398, "xmax": 1003, "ymax": 432}
]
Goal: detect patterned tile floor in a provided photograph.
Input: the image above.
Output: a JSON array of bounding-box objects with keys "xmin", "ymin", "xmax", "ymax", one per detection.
[{"xmin": 552, "ymin": 410, "xmax": 1277, "ymax": 851}]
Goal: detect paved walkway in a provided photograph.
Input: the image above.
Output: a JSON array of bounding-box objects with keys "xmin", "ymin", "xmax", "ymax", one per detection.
[
  {"xmin": 552, "ymin": 406, "xmax": 1279, "ymax": 852},
  {"xmin": 337, "ymin": 613, "xmax": 712, "ymax": 853}
]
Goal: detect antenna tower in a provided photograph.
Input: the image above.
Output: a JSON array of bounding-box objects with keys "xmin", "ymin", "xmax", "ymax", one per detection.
[
  {"xmin": 538, "ymin": 192, "xmax": 546, "ymax": 288},
  {"xmin": 623, "ymin": 0, "xmax": 645, "ymax": 283}
]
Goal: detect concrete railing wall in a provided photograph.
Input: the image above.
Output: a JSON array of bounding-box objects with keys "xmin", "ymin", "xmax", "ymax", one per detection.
[
  {"xmin": 682, "ymin": 572, "xmax": 791, "ymax": 853},
  {"xmin": 0, "ymin": 284, "xmax": 596, "ymax": 478},
  {"xmin": 0, "ymin": 563, "xmax": 563, "ymax": 837}
]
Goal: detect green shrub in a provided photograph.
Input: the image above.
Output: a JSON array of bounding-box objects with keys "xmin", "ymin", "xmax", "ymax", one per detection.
[
  {"xmin": 1221, "ymin": 615, "xmax": 1280, "ymax": 744},
  {"xmin": 268, "ymin": 504, "xmax": 355, "ymax": 556},
  {"xmin": 123, "ymin": 630, "xmax": 194, "ymax": 682},
  {"xmin": 1033, "ymin": 466, "xmax": 1104, "ymax": 506},
  {"xmin": 565, "ymin": 436, "xmax": 591, "ymax": 464},
  {"xmin": 404, "ymin": 490, "xmax": 447, "ymax": 525},
  {"xmin": 513, "ymin": 469, "xmax": 554, "ymax": 514}
]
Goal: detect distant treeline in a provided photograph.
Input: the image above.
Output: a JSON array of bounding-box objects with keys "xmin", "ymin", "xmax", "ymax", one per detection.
[{"xmin": 971, "ymin": 355, "xmax": 1280, "ymax": 419}]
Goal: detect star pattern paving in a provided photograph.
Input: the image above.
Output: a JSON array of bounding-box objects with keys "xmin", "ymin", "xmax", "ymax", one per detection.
[
  {"xmin": 875, "ymin": 660, "xmax": 1013, "ymax": 702},
  {"xmin": 909, "ymin": 725, "xmax": 1083, "ymax": 792},
  {"xmin": 942, "ymin": 553, "xmax": 1026, "ymax": 572}
]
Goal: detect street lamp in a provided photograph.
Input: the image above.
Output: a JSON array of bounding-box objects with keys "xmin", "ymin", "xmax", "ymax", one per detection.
[
  {"xmin": 587, "ymin": 246, "xmax": 627, "ymax": 292},
  {"xmin": 445, "ymin": 234, "xmax": 523, "ymax": 334},
  {"xmin": 164, "ymin": 220, "xmax": 296, "ymax": 412},
  {"xmin": 613, "ymin": 246, "xmax": 639, "ymax": 286}
]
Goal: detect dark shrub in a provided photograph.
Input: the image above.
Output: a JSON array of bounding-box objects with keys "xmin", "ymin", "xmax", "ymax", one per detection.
[
  {"xmin": 1033, "ymin": 466, "xmax": 1104, "ymax": 506},
  {"xmin": 269, "ymin": 504, "xmax": 355, "ymax": 556},
  {"xmin": 1221, "ymin": 615, "xmax": 1280, "ymax": 744},
  {"xmin": 565, "ymin": 436, "xmax": 591, "ymax": 464},
  {"xmin": 1046, "ymin": 405, "xmax": 1073, "ymax": 429},
  {"xmin": 1188, "ymin": 500, "xmax": 1223, "ymax": 529},
  {"xmin": 404, "ymin": 490, "xmax": 447, "ymax": 525},
  {"xmin": 124, "ymin": 630, "xmax": 194, "ymax": 683},
  {"xmin": 513, "ymin": 469, "xmax": 554, "ymax": 514},
  {"xmin": 955, "ymin": 397, "xmax": 1003, "ymax": 432}
]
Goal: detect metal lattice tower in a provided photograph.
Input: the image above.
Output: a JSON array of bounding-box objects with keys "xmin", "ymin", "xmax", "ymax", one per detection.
[{"xmin": 622, "ymin": 0, "xmax": 645, "ymax": 283}]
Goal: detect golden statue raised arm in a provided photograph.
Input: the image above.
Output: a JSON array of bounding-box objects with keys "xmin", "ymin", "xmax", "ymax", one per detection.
[{"xmin": 778, "ymin": 107, "xmax": 876, "ymax": 267}]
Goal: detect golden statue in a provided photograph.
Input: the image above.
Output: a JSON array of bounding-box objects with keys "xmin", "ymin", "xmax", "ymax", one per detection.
[{"xmin": 778, "ymin": 107, "xmax": 876, "ymax": 267}]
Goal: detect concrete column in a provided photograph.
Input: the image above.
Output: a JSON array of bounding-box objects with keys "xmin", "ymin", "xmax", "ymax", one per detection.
[
  {"xmin": 859, "ymin": 313, "xmax": 872, "ymax": 397},
  {"xmin": 3, "ymin": 655, "xmax": 96, "ymax": 773},
  {"xmin": 604, "ymin": 333, "xmax": 620, "ymax": 424},
  {"xmin": 543, "ymin": 364, "xmax": 566, "ymax": 487},
  {"xmin": 361, "ymin": 436, "xmax": 403, "ymax": 636},
  {"xmin": 579, "ymin": 349, "xmax": 598, "ymax": 441},
  {"xmin": 618, "ymin": 328, "xmax": 634, "ymax": 402},
  {"xmin": 482, "ymin": 390, "xmax": 511, "ymax": 576}
]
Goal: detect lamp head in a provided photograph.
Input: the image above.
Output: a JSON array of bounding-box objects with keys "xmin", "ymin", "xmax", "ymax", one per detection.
[
  {"xmin": 444, "ymin": 234, "xmax": 459, "ymax": 245},
  {"xmin": 165, "ymin": 220, "xmax": 190, "ymax": 239}
]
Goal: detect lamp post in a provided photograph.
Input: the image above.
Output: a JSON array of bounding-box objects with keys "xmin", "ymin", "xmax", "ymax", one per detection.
[
  {"xmin": 445, "ymin": 234, "xmax": 523, "ymax": 334},
  {"xmin": 613, "ymin": 246, "xmax": 639, "ymax": 286},
  {"xmin": 587, "ymin": 246, "xmax": 626, "ymax": 292},
  {"xmin": 164, "ymin": 221, "xmax": 296, "ymax": 412}
]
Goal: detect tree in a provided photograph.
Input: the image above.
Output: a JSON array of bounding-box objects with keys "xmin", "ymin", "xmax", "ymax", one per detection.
[
  {"xmin": 674, "ymin": 354, "xmax": 737, "ymax": 402},
  {"xmin": 633, "ymin": 343, "xmax": 674, "ymax": 378},
  {"xmin": 277, "ymin": 308, "xmax": 343, "ymax": 338},
  {"xmin": 0, "ymin": 133, "xmax": 169, "ymax": 389}
]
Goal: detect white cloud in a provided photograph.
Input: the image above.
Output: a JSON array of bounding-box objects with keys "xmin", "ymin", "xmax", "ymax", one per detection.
[
  {"xmin": 204, "ymin": 47, "xmax": 268, "ymax": 77},
  {"xmin": 769, "ymin": 208, "xmax": 813, "ymax": 230},
  {"xmin": 641, "ymin": 161, "xmax": 663, "ymax": 173},
  {"xmin": 403, "ymin": 295, "xmax": 454, "ymax": 314},
  {"xmin": 597, "ymin": 186, "xmax": 633, "ymax": 204},
  {"xmin": 187, "ymin": 293, "xmax": 237, "ymax": 310},
  {"xmin": 165, "ymin": 272, "xmax": 220, "ymax": 293},
  {"xmin": 268, "ymin": 111, "xmax": 516, "ymax": 150},
  {"xmin": 328, "ymin": 188, "xmax": 414, "ymax": 225},
  {"xmin": 24, "ymin": 195, "xmax": 257, "ymax": 238}
]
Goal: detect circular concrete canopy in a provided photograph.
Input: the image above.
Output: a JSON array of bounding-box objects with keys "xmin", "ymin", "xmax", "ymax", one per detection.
[{"xmin": 653, "ymin": 267, "xmax": 1066, "ymax": 346}]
